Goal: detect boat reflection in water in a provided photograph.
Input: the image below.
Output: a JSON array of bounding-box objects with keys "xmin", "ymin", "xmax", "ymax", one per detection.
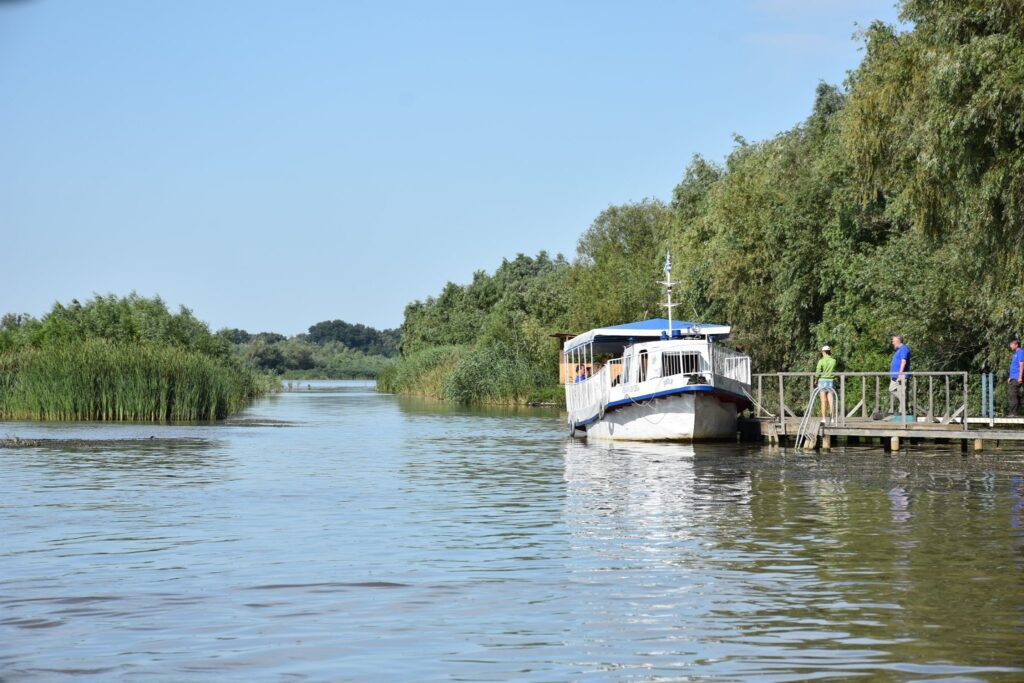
[{"xmin": 563, "ymin": 439, "xmax": 753, "ymax": 534}]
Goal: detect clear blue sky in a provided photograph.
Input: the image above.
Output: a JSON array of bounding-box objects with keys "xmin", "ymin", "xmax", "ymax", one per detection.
[{"xmin": 1, "ymin": 0, "xmax": 901, "ymax": 334}]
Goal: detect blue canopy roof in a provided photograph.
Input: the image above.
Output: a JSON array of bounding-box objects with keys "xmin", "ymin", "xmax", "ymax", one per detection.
[{"xmin": 604, "ymin": 318, "xmax": 699, "ymax": 331}]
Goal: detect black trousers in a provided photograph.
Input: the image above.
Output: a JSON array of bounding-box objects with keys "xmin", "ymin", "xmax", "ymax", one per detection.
[{"xmin": 1009, "ymin": 381, "xmax": 1022, "ymax": 416}]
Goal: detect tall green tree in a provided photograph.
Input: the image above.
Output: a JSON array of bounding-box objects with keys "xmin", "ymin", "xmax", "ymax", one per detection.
[{"xmin": 569, "ymin": 200, "xmax": 672, "ymax": 331}]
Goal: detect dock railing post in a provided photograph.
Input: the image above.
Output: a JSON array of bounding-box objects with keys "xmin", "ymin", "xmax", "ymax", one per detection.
[
  {"xmin": 839, "ymin": 374, "xmax": 846, "ymax": 426},
  {"xmin": 963, "ymin": 372, "xmax": 969, "ymax": 431},
  {"xmin": 757, "ymin": 375, "xmax": 763, "ymax": 418},
  {"xmin": 912, "ymin": 376, "xmax": 918, "ymax": 423},
  {"xmin": 778, "ymin": 373, "xmax": 785, "ymax": 440},
  {"xmin": 861, "ymin": 377, "xmax": 867, "ymax": 419},
  {"xmin": 875, "ymin": 376, "xmax": 881, "ymax": 416},
  {"xmin": 928, "ymin": 376, "xmax": 934, "ymax": 422},
  {"xmin": 981, "ymin": 372, "xmax": 986, "ymax": 419},
  {"xmin": 901, "ymin": 374, "xmax": 907, "ymax": 429},
  {"xmin": 945, "ymin": 376, "xmax": 950, "ymax": 422},
  {"xmin": 990, "ymin": 373, "xmax": 995, "ymax": 427}
]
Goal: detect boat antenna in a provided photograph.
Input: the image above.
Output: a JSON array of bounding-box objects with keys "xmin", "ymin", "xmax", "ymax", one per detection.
[{"xmin": 660, "ymin": 251, "xmax": 677, "ymax": 335}]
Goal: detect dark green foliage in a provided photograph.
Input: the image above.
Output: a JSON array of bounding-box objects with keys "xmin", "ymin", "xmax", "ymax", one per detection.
[
  {"xmin": 845, "ymin": 4, "xmax": 1024, "ymax": 243},
  {"xmin": 306, "ymin": 320, "xmax": 399, "ymax": 356},
  {"xmin": 387, "ymin": 253, "xmax": 572, "ymax": 403},
  {"xmin": 399, "ymin": 252, "xmax": 570, "ymax": 359},
  {"xmin": 217, "ymin": 328, "xmax": 253, "ymax": 344},
  {"xmin": 569, "ymin": 200, "xmax": 673, "ymax": 332},
  {"xmin": 385, "ymin": 0, "xmax": 1024, "ymax": 404},
  {"xmin": 0, "ymin": 293, "xmax": 231, "ymax": 358},
  {"xmin": 217, "ymin": 319, "xmax": 399, "ymax": 379}
]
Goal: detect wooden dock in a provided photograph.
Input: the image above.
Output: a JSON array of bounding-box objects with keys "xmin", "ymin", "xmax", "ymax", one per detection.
[{"xmin": 738, "ymin": 371, "xmax": 1023, "ymax": 451}]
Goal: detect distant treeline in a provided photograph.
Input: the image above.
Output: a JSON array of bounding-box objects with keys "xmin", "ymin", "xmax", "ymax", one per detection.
[
  {"xmin": 0, "ymin": 294, "xmax": 274, "ymax": 421},
  {"xmin": 381, "ymin": 0, "xmax": 1024, "ymax": 404},
  {"xmin": 217, "ymin": 319, "xmax": 399, "ymax": 379}
]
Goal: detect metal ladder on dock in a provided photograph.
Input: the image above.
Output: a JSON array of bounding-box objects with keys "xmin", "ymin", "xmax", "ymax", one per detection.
[{"xmin": 794, "ymin": 386, "xmax": 837, "ymax": 449}]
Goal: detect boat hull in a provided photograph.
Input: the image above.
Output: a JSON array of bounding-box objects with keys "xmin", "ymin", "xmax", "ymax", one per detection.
[{"xmin": 582, "ymin": 392, "xmax": 737, "ymax": 441}]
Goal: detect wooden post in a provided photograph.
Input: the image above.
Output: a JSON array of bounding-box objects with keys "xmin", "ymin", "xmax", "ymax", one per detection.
[
  {"xmin": 822, "ymin": 433, "xmax": 831, "ymax": 450},
  {"xmin": 890, "ymin": 436, "xmax": 900, "ymax": 452},
  {"xmin": 974, "ymin": 438, "xmax": 983, "ymax": 452}
]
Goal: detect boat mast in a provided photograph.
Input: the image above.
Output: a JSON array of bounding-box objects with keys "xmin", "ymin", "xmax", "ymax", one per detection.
[{"xmin": 660, "ymin": 251, "xmax": 676, "ymax": 335}]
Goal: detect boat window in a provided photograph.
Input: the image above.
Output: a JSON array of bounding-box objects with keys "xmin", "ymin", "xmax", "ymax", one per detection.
[
  {"xmin": 638, "ymin": 350, "xmax": 648, "ymax": 383},
  {"xmin": 662, "ymin": 351, "xmax": 702, "ymax": 377}
]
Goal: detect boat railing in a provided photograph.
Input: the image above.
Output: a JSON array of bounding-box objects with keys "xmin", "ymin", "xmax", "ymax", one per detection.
[
  {"xmin": 606, "ymin": 357, "xmax": 624, "ymax": 386},
  {"xmin": 712, "ymin": 344, "xmax": 751, "ymax": 385},
  {"xmin": 565, "ymin": 362, "xmax": 613, "ymax": 425}
]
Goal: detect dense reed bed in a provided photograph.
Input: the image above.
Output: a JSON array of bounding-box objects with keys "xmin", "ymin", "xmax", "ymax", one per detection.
[
  {"xmin": 377, "ymin": 344, "xmax": 558, "ymax": 404},
  {"xmin": 0, "ymin": 339, "xmax": 273, "ymax": 422},
  {"xmin": 377, "ymin": 345, "xmax": 466, "ymax": 399}
]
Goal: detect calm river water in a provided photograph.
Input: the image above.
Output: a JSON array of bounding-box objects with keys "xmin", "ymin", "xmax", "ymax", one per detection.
[{"xmin": 2, "ymin": 381, "xmax": 1024, "ymax": 681}]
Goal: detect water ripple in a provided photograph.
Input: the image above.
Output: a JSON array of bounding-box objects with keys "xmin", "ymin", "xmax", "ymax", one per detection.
[{"xmin": 1, "ymin": 382, "xmax": 1023, "ymax": 680}]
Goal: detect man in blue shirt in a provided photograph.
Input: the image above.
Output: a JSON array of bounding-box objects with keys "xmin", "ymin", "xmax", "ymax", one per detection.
[
  {"xmin": 1007, "ymin": 338, "xmax": 1024, "ymax": 416},
  {"xmin": 888, "ymin": 335, "xmax": 910, "ymax": 416}
]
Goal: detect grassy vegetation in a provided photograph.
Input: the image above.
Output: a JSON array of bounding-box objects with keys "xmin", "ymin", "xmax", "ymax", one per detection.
[
  {"xmin": 0, "ymin": 294, "xmax": 274, "ymax": 422},
  {"xmin": 377, "ymin": 346, "xmax": 467, "ymax": 399},
  {"xmin": 0, "ymin": 340, "xmax": 271, "ymax": 421},
  {"xmin": 0, "ymin": 294, "xmax": 399, "ymax": 421},
  {"xmin": 385, "ymin": 0, "xmax": 1024, "ymax": 405}
]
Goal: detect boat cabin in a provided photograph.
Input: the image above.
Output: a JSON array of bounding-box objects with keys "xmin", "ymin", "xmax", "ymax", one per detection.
[{"xmin": 562, "ymin": 318, "xmax": 732, "ymax": 387}]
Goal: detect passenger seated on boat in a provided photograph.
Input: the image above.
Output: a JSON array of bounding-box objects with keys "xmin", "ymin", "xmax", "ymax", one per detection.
[{"xmin": 574, "ymin": 365, "xmax": 587, "ymax": 383}]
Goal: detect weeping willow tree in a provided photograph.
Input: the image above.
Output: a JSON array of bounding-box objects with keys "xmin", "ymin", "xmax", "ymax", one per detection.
[{"xmin": 384, "ymin": 0, "xmax": 1024, "ymax": 404}]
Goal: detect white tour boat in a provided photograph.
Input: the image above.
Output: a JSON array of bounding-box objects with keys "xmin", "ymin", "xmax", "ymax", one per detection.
[{"xmin": 563, "ymin": 255, "xmax": 752, "ymax": 441}]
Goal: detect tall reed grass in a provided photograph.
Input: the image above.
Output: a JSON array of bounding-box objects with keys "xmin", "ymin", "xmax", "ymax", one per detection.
[
  {"xmin": 0, "ymin": 339, "xmax": 273, "ymax": 422},
  {"xmin": 376, "ymin": 345, "xmax": 466, "ymax": 398},
  {"xmin": 377, "ymin": 343, "xmax": 560, "ymax": 405}
]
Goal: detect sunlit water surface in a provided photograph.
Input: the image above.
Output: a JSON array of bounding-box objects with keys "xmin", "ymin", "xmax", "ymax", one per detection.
[{"xmin": 2, "ymin": 381, "xmax": 1024, "ymax": 681}]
